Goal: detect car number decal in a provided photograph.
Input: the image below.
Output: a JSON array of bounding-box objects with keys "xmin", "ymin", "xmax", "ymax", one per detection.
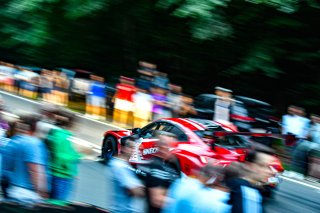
[{"xmin": 142, "ymin": 147, "xmax": 159, "ymax": 155}]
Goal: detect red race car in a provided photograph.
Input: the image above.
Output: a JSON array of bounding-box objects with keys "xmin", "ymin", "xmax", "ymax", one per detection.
[{"xmin": 101, "ymin": 118, "xmax": 283, "ymax": 180}]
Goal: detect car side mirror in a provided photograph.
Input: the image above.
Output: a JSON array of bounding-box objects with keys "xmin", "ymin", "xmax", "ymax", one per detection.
[{"xmin": 132, "ymin": 128, "xmax": 141, "ymax": 135}]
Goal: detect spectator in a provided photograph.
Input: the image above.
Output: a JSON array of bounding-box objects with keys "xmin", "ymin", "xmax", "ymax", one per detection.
[
  {"xmin": 309, "ymin": 114, "xmax": 320, "ymax": 144},
  {"xmin": 86, "ymin": 75, "xmax": 107, "ymax": 120},
  {"xmin": 107, "ymin": 136, "xmax": 145, "ymax": 213},
  {"xmin": 35, "ymin": 104, "xmax": 58, "ymax": 142},
  {"xmin": 153, "ymin": 72, "xmax": 170, "ymax": 90},
  {"xmin": 167, "ymin": 84, "xmax": 183, "ymax": 118},
  {"xmin": 282, "ymin": 105, "xmax": 310, "ymax": 140},
  {"xmin": 137, "ymin": 61, "xmax": 157, "ymax": 91},
  {"xmin": 282, "ymin": 106, "xmax": 310, "ymax": 178},
  {"xmin": 113, "ymin": 76, "xmax": 136, "ymax": 126},
  {"xmin": 163, "ymin": 162, "xmax": 231, "ymax": 213},
  {"xmin": 151, "ymin": 87, "xmax": 172, "ymax": 120},
  {"xmin": 180, "ymin": 95, "xmax": 197, "ymax": 117},
  {"xmin": 214, "ymin": 87, "xmax": 234, "ymax": 123},
  {"xmin": 145, "ymin": 131, "xmax": 181, "ymax": 213},
  {"xmin": 227, "ymin": 146, "xmax": 276, "ymax": 213},
  {"xmin": 286, "ymin": 113, "xmax": 320, "ymax": 178},
  {"xmin": 58, "ymin": 72, "xmax": 70, "ymax": 106},
  {"xmin": 51, "ymin": 71, "xmax": 69, "ymax": 106},
  {"xmin": 17, "ymin": 70, "xmax": 39, "ymax": 99},
  {"xmin": 138, "ymin": 61, "xmax": 157, "ymax": 77},
  {"xmin": 132, "ymin": 86, "xmax": 153, "ymax": 128},
  {"xmin": 39, "ymin": 69, "xmax": 53, "ymax": 102},
  {"xmin": 46, "ymin": 110, "xmax": 81, "ymax": 201},
  {"xmin": 0, "ymin": 104, "xmax": 10, "ymax": 199},
  {"xmin": 2, "ymin": 115, "xmax": 49, "ymax": 204}
]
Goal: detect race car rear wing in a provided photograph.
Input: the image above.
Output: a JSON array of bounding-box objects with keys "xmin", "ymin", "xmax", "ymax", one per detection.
[{"xmin": 213, "ymin": 131, "xmax": 297, "ymax": 146}]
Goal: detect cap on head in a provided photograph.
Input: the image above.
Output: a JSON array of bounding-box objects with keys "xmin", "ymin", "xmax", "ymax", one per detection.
[{"xmin": 214, "ymin": 86, "xmax": 233, "ymax": 93}]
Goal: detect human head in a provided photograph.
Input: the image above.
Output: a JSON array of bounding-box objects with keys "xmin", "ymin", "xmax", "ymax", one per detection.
[
  {"xmin": 297, "ymin": 107, "xmax": 306, "ymax": 117},
  {"xmin": 155, "ymin": 131, "xmax": 177, "ymax": 158},
  {"xmin": 287, "ymin": 105, "xmax": 304, "ymax": 116},
  {"xmin": 310, "ymin": 114, "xmax": 320, "ymax": 124},
  {"xmin": 15, "ymin": 114, "xmax": 39, "ymax": 135},
  {"xmin": 55, "ymin": 109, "xmax": 75, "ymax": 129},
  {"xmin": 40, "ymin": 103, "xmax": 57, "ymax": 120},
  {"xmin": 169, "ymin": 84, "xmax": 182, "ymax": 94},
  {"xmin": 245, "ymin": 144, "xmax": 276, "ymax": 183},
  {"xmin": 214, "ymin": 86, "xmax": 233, "ymax": 99},
  {"xmin": 120, "ymin": 136, "xmax": 137, "ymax": 159}
]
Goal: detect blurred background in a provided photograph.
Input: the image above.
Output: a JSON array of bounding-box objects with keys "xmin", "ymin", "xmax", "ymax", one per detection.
[{"xmin": 0, "ymin": 0, "xmax": 320, "ymax": 114}]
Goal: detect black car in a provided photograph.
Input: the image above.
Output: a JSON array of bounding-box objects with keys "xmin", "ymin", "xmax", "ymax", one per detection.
[{"xmin": 192, "ymin": 94, "xmax": 280, "ymax": 131}]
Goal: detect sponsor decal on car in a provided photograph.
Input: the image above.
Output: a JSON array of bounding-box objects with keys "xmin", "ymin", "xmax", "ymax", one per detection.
[{"xmin": 142, "ymin": 147, "xmax": 159, "ymax": 155}]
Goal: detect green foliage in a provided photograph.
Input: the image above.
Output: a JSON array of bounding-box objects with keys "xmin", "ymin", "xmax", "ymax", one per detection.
[
  {"xmin": 0, "ymin": 0, "xmax": 109, "ymax": 47},
  {"xmin": 248, "ymin": 0, "xmax": 299, "ymax": 13},
  {"xmin": 157, "ymin": 0, "xmax": 232, "ymax": 39},
  {"xmin": 229, "ymin": 42, "xmax": 283, "ymax": 78}
]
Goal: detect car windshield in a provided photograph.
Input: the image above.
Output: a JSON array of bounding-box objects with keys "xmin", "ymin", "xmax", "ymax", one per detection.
[{"xmin": 194, "ymin": 130, "xmax": 249, "ymax": 148}]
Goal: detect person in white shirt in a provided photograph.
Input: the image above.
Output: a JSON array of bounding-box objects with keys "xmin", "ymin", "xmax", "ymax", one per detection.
[
  {"xmin": 213, "ymin": 87, "xmax": 234, "ymax": 124},
  {"xmin": 283, "ymin": 106, "xmax": 311, "ymax": 179},
  {"xmin": 282, "ymin": 105, "xmax": 310, "ymax": 139},
  {"xmin": 310, "ymin": 114, "xmax": 320, "ymax": 144},
  {"xmin": 132, "ymin": 87, "xmax": 153, "ymax": 128}
]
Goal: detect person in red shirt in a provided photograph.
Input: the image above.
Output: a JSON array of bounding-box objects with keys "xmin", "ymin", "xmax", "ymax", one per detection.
[{"xmin": 113, "ymin": 76, "xmax": 136, "ymax": 126}]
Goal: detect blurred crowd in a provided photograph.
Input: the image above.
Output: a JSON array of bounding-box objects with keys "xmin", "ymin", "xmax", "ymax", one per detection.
[
  {"xmin": 0, "ymin": 61, "xmax": 195, "ymax": 127},
  {"xmin": 112, "ymin": 61, "xmax": 195, "ymax": 127},
  {"xmin": 107, "ymin": 132, "xmax": 278, "ymax": 213},
  {"xmin": 0, "ymin": 101, "xmax": 81, "ymax": 205},
  {"xmin": 282, "ymin": 105, "xmax": 320, "ymax": 179}
]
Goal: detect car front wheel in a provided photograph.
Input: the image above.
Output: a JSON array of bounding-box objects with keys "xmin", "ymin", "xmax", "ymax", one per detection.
[{"xmin": 102, "ymin": 136, "xmax": 117, "ymax": 163}]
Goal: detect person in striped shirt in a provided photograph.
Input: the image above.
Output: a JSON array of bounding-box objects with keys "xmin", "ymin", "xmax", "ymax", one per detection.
[{"xmin": 227, "ymin": 146, "xmax": 276, "ymax": 213}]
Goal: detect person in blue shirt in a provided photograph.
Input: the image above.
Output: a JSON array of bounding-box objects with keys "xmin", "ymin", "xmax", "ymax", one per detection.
[
  {"xmin": 162, "ymin": 163, "xmax": 231, "ymax": 213},
  {"xmin": 2, "ymin": 115, "xmax": 49, "ymax": 204},
  {"xmin": 227, "ymin": 146, "xmax": 276, "ymax": 213},
  {"xmin": 0, "ymin": 117, "xmax": 10, "ymax": 198},
  {"xmin": 86, "ymin": 75, "xmax": 107, "ymax": 120},
  {"xmin": 107, "ymin": 136, "xmax": 145, "ymax": 213}
]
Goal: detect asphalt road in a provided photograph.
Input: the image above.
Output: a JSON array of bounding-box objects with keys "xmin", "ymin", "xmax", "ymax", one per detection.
[
  {"xmin": 0, "ymin": 91, "xmax": 122, "ymax": 151},
  {"xmin": 1, "ymin": 91, "xmax": 320, "ymax": 213}
]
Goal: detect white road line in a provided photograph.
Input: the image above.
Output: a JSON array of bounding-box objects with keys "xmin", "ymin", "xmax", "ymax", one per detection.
[
  {"xmin": 0, "ymin": 90, "xmax": 39, "ymax": 104},
  {"xmin": 70, "ymin": 136, "xmax": 100, "ymax": 149},
  {"xmin": 1, "ymin": 111, "xmax": 19, "ymax": 118},
  {"xmin": 69, "ymin": 137, "xmax": 101, "ymax": 154},
  {"xmin": 77, "ymin": 114, "xmax": 125, "ymax": 130},
  {"xmin": 280, "ymin": 176, "xmax": 320, "ymax": 190}
]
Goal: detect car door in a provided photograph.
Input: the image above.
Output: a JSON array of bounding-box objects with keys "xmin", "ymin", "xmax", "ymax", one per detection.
[{"xmin": 137, "ymin": 122, "xmax": 161, "ymax": 160}]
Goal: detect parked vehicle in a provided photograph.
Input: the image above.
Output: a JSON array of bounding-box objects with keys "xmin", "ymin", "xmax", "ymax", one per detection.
[{"xmin": 192, "ymin": 94, "xmax": 280, "ymax": 131}]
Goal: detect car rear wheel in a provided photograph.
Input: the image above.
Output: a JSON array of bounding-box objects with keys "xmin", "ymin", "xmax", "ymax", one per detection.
[{"xmin": 102, "ymin": 136, "xmax": 117, "ymax": 163}]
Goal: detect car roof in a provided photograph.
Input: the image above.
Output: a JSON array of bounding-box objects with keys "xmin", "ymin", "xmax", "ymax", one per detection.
[
  {"xmin": 161, "ymin": 118, "xmax": 223, "ymax": 131},
  {"xmin": 234, "ymin": 96, "xmax": 271, "ymax": 107}
]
